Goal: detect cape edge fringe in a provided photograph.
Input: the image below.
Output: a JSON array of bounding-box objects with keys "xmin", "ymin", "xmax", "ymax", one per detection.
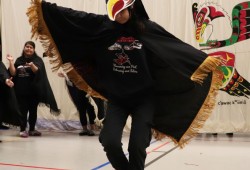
[
  {"xmin": 27, "ymin": 0, "xmax": 105, "ymax": 99},
  {"xmin": 27, "ymin": 0, "xmax": 223, "ymax": 147},
  {"xmin": 153, "ymin": 56, "xmax": 223, "ymax": 148}
]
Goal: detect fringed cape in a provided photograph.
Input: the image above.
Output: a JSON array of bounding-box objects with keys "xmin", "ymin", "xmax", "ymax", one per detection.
[
  {"xmin": 0, "ymin": 62, "xmax": 21, "ymax": 126},
  {"xmin": 27, "ymin": 0, "xmax": 222, "ymax": 147}
]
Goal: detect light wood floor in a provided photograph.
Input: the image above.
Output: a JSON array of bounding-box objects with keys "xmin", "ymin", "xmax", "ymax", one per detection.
[{"xmin": 1, "ymin": 129, "xmax": 250, "ymax": 170}]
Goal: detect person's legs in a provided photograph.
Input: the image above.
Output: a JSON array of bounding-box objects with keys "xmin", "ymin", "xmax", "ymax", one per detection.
[
  {"xmin": 66, "ymin": 84, "xmax": 88, "ymax": 132},
  {"xmin": 93, "ymin": 97, "xmax": 105, "ymax": 120},
  {"xmin": 27, "ymin": 96, "xmax": 40, "ymax": 136},
  {"xmin": 78, "ymin": 103, "xmax": 89, "ymax": 136},
  {"xmin": 128, "ymin": 98, "xmax": 154, "ymax": 170},
  {"xmin": 68, "ymin": 85, "xmax": 90, "ymax": 135},
  {"xmin": 77, "ymin": 99, "xmax": 88, "ymax": 129},
  {"xmin": 85, "ymin": 98, "xmax": 97, "ymax": 136},
  {"xmin": 17, "ymin": 96, "xmax": 29, "ymax": 137},
  {"xmin": 78, "ymin": 111, "xmax": 88, "ymax": 130},
  {"xmin": 17, "ymin": 96, "xmax": 28, "ymax": 131},
  {"xmin": 0, "ymin": 102, "xmax": 9, "ymax": 129},
  {"xmin": 67, "ymin": 85, "xmax": 96, "ymax": 136},
  {"xmin": 99, "ymin": 102, "xmax": 129, "ymax": 170}
]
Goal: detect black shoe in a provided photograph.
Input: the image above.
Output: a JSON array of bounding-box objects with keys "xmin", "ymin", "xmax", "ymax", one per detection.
[
  {"xmin": 79, "ymin": 130, "xmax": 88, "ymax": 136},
  {"xmin": 0, "ymin": 124, "xmax": 10, "ymax": 130},
  {"xmin": 226, "ymin": 133, "xmax": 233, "ymax": 137},
  {"xmin": 212, "ymin": 133, "xmax": 218, "ymax": 136},
  {"xmin": 79, "ymin": 129, "xmax": 95, "ymax": 136},
  {"xmin": 28, "ymin": 130, "xmax": 42, "ymax": 136}
]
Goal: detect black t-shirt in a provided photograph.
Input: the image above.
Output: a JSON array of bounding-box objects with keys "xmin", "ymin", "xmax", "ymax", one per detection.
[
  {"xmin": 95, "ymin": 35, "xmax": 153, "ymax": 102},
  {"xmin": 14, "ymin": 59, "xmax": 35, "ymax": 96}
]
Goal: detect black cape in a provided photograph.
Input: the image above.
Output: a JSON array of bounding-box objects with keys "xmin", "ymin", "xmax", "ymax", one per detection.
[
  {"xmin": 0, "ymin": 61, "xmax": 21, "ymax": 126},
  {"xmin": 14, "ymin": 55, "xmax": 60, "ymax": 115},
  {"xmin": 27, "ymin": 0, "xmax": 222, "ymax": 147}
]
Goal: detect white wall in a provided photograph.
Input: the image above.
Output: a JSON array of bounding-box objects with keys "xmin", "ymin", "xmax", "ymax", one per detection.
[{"xmin": 1, "ymin": 0, "xmax": 250, "ymax": 132}]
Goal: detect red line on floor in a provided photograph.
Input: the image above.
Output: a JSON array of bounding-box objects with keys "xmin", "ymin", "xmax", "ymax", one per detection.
[
  {"xmin": 0, "ymin": 162, "xmax": 69, "ymax": 170},
  {"xmin": 91, "ymin": 140, "xmax": 171, "ymax": 170},
  {"xmin": 146, "ymin": 141, "xmax": 170, "ymax": 154}
]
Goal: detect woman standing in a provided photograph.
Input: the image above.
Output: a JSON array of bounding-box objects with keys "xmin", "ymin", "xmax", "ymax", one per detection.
[{"xmin": 7, "ymin": 41, "xmax": 60, "ymax": 137}]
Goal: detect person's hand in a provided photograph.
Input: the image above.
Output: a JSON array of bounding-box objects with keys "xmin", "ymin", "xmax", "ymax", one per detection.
[
  {"xmin": 25, "ymin": 62, "xmax": 38, "ymax": 72},
  {"xmin": 5, "ymin": 77, "xmax": 14, "ymax": 87},
  {"xmin": 25, "ymin": 62, "xmax": 34, "ymax": 67},
  {"xmin": 26, "ymin": 62, "xmax": 37, "ymax": 70},
  {"xmin": 6, "ymin": 54, "xmax": 14, "ymax": 62}
]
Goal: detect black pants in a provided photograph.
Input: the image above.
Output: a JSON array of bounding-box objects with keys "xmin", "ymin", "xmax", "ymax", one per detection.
[
  {"xmin": 93, "ymin": 97, "xmax": 106, "ymax": 120},
  {"xmin": 99, "ymin": 97, "xmax": 154, "ymax": 170},
  {"xmin": 0, "ymin": 98, "xmax": 3, "ymax": 124},
  {"xmin": 0, "ymin": 88, "xmax": 22, "ymax": 127},
  {"xmin": 17, "ymin": 95, "xmax": 39, "ymax": 131},
  {"xmin": 67, "ymin": 84, "xmax": 96, "ymax": 126}
]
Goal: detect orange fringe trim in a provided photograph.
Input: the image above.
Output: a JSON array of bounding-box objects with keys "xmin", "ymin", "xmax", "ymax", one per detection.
[
  {"xmin": 191, "ymin": 56, "xmax": 223, "ymax": 85},
  {"xmin": 27, "ymin": 0, "xmax": 223, "ymax": 148},
  {"xmin": 27, "ymin": 0, "xmax": 104, "ymax": 99},
  {"xmin": 153, "ymin": 56, "xmax": 223, "ymax": 148},
  {"xmin": 63, "ymin": 63, "xmax": 107, "ymax": 100}
]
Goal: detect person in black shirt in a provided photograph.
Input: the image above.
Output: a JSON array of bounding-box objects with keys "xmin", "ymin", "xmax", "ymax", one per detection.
[
  {"xmin": 0, "ymin": 43, "xmax": 11, "ymax": 130},
  {"xmin": 27, "ymin": 0, "xmax": 223, "ymax": 169},
  {"xmin": 0, "ymin": 61, "xmax": 13, "ymax": 142},
  {"xmin": 58, "ymin": 71, "xmax": 96, "ymax": 136},
  {"xmin": 0, "ymin": 61, "xmax": 22, "ymax": 141},
  {"xmin": 7, "ymin": 41, "xmax": 60, "ymax": 138},
  {"xmin": 1, "ymin": 39, "xmax": 22, "ymax": 141}
]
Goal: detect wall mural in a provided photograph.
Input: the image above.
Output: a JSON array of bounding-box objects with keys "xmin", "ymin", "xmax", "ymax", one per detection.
[{"xmin": 192, "ymin": 1, "xmax": 250, "ymax": 98}]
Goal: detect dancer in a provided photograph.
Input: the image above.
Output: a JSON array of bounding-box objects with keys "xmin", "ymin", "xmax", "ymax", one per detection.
[{"xmin": 27, "ymin": 0, "xmax": 223, "ymax": 169}]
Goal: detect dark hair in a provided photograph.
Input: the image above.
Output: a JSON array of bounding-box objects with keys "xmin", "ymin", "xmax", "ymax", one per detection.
[
  {"xmin": 106, "ymin": 0, "xmax": 149, "ymax": 34},
  {"xmin": 127, "ymin": 5, "xmax": 146, "ymax": 34},
  {"xmin": 24, "ymin": 41, "xmax": 36, "ymax": 49},
  {"xmin": 124, "ymin": 0, "xmax": 150, "ymax": 34},
  {"xmin": 22, "ymin": 41, "xmax": 38, "ymax": 57}
]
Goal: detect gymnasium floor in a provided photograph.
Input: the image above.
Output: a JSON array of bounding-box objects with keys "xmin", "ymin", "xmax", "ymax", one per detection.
[{"xmin": 0, "ymin": 129, "xmax": 250, "ymax": 170}]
